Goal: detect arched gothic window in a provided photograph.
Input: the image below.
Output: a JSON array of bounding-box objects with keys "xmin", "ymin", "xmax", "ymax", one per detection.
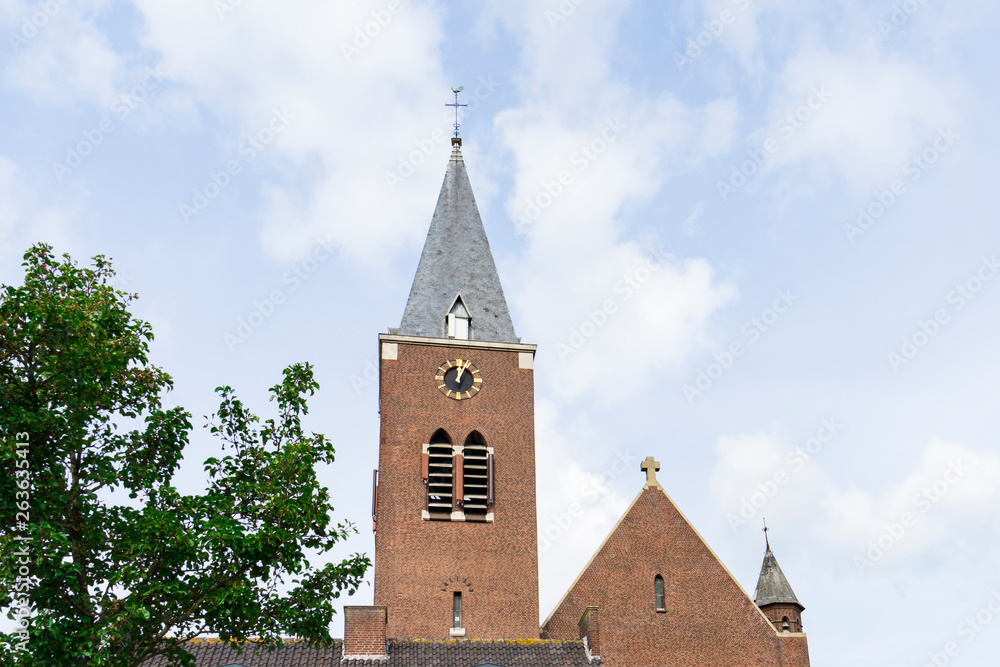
[{"xmin": 654, "ymin": 574, "xmax": 665, "ymax": 611}]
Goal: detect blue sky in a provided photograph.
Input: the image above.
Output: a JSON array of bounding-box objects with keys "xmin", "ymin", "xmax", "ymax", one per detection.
[{"xmin": 2, "ymin": 1, "xmax": 1000, "ymax": 664}]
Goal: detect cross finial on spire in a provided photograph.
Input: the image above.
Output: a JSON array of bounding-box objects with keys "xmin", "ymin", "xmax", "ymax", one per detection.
[
  {"xmin": 446, "ymin": 86, "xmax": 468, "ymax": 144},
  {"xmin": 763, "ymin": 517, "xmax": 770, "ymax": 550},
  {"xmin": 641, "ymin": 456, "xmax": 661, "ymax": 488}
]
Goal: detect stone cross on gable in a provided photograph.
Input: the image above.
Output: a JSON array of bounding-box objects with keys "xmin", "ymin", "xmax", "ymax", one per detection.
[{"xmin": 641, "ymin": 456, "xmax": 661, "ymax": 488}]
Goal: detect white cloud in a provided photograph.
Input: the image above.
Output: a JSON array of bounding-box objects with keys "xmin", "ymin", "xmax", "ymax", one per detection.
[
  {"xmin": 484, "ymin": 1, "xmax": 740, "ymax": 401},
  {"xmin": 2, "ymin": 0, "xmax": 121, "ymax": 106},
  {"xmin": 755, "ymin": 48, "xmax": 962, "ymax": 193},
  {"xmin": 710, "ymin": 431, "xmax": 1000, "ymax": 570},
  {"xmin": 0, "ymin": 156, "xmax": 78, "ymax": 268},
  {"xmin": 120, "ymin": 0, "xmax": 456, "ymax": 264},
  {"xmin": 534, "ymin": 398, "xmax": 633, "ymax": 617}
]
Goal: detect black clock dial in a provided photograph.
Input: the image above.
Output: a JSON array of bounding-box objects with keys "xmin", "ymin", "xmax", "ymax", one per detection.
[
  {"xmin": 435, "ymin": 360, "xmax": 482, "ymax": 400},
  {"xmin": 444, "ymin": 367, "xmax": 474, "ymax": 393}
]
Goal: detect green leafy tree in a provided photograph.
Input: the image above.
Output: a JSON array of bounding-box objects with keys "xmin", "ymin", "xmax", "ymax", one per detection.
[{"xmin": 0, "ymin": 245, "xmax": 369, "ymax": 666}]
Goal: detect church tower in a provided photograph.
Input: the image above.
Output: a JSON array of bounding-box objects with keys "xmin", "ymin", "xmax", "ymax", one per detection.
[
  {"xmin": 754, "ymin": 542, "xmax": 806, "ymax": 634},
  {"xmin": 372, "ymin": 139, "xmax": 540, "ymax": 640}
]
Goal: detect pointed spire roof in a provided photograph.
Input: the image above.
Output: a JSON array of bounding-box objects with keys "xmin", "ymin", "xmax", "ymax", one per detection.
[
  {"xmin": 398, "ymin": 142, "xmax": 518, "ymax": 343},
  {"xmin": 753, "ymin": 547, "xmax": 804, "ymax": 610}
]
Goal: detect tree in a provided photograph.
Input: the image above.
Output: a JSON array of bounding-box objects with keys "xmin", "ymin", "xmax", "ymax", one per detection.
[{"xmin": 0, "ymin": 245, "xmax": 369, "ymax": 666}]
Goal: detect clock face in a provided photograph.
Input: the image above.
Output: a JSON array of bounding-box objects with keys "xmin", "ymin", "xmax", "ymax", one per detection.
[{"xmin": 436, "ymin": 359, "xmax": 482, "ymax": 400}]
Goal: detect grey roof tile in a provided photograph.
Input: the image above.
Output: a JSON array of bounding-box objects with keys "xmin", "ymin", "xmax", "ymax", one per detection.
[
  {"xmin": 143, "ymin": 638, "xmax": 599, "ymax": 667},
  {"xmin": 753, "ymin": 547, "xmax": 804, "ymax": 609},
  {"xmin": 398, "ymin": 143, "xmax": 518, "ymax": 343}
]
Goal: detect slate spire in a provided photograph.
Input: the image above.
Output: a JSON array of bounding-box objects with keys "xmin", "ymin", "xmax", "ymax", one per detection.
[
  {"xmin": 398, "ymin": 141, "xmax": 518, "ymax": 343},
  {"xmin": 753, "ymin": 546, "xmax": 804, "ymax": 609}
]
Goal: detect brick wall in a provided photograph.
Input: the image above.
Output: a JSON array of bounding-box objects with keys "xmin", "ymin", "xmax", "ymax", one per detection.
[
  {"xmin": 374, "ymin": 339, "xmax": 540, "ymax": 639},
  {"xmin": 760, "ymin": 602, "xmax": 804, "ymax": 633},
  {"xmin": 541, "ymin": 487, "xmax": 810, "ymax": 667},
  {"xmin": 578, "ymin": 606, "xmax": 600, "ymax": 657},
  {"xmin": 343, "ymin": 606, "xmax": 387, "ymax": 657}
]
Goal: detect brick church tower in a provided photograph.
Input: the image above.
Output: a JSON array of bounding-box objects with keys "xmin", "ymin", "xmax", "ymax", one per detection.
[
  {"xmin": 151, "ymin": 99, "xmax": 814, "ymax": 667},
  {"xmin": 371, "ymin": 138, "xmax": 540, "ymax": 640}
]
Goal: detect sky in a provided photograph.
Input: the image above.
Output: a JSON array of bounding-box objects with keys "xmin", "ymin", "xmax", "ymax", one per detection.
[{"xmin": 2, "ymin": 0, "xmax": 999, "ymax": 664}]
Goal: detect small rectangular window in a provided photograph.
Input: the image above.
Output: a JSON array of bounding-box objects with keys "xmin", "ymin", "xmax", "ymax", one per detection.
[{"xmin": 453, "ymin": 592, "xmax": 462, "ymax": 628}]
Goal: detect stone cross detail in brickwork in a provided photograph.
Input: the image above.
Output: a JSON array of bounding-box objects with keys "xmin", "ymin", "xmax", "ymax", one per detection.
[{"xmin": 641, "ymin": 456, "xmax": 661, "ymax": 486}]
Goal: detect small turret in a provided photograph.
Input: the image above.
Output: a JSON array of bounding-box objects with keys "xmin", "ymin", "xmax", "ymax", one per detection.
[{"xmin": 753, "ymin": 541, "xmax": 805, "ymax": 633}]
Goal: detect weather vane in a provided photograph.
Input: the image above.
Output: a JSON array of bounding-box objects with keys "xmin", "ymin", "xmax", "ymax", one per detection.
[
  {"xmin": 762, "ymin": 517, "xmax": 770, "ymax": 550},
  {"xmin": 446, "ymin": 86, "xmax": 468, "ymax": 139}
]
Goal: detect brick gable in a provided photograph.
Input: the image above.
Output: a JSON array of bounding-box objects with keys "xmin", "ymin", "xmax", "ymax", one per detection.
[{"xmin": 542, "ymin": 485, "xmax": 810, "ymax": 667}]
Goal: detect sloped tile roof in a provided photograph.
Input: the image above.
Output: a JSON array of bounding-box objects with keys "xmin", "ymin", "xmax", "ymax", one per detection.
[
  {"xmin": 753, "ymin": 547, "xmax": 804, "ymax": 609},
  {"xmin": 369, "ymin": 638, "xmax": 600, "ymax": 666},
  {"xmin": 142, "ymin": 638, "xmax": 600, "ymax": 667},
  {"xmin": 142, "ymin": 638, "xmax": 338, "ymax": 667}
]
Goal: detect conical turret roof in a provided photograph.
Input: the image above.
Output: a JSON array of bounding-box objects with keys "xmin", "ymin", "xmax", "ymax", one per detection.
[
  {"xmin": 753, "ymin": 547, "xmax": 804, "ymax": 609},
  {"xmin": 398, "ymin": 142, "xmax": 517, "ymax": 343}
]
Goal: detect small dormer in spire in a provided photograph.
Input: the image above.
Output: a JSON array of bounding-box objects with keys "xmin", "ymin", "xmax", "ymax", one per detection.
[
  {"xmin": 398, "ymin": 93, "xmax": 518, "ymax": 344},
  {"xmin": 446, "ymin": 295, "xmax": 471, "ymax": 340},
  {"xmin": 753, "ymin": 537, "xmax": 805, "ymax": 634}
]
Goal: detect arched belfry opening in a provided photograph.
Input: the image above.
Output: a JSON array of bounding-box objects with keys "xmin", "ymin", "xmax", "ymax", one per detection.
[
  {"xmin": 462, "ymin": 431, "xmax": 493, "ymax": 518},
  {"xmin": 425, "ymin": 430, "xmax": 454, "ymax": 514}
]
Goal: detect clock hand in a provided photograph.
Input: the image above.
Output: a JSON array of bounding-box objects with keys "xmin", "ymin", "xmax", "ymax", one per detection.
[{"xmin": 455, "ymin": 362, "xmax": 466, "ymax": 383}]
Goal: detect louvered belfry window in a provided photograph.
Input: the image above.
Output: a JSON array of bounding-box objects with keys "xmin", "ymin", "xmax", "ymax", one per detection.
[
  {"xmin": 426, "ymin": 430, "xmax": 454, "ymax": 514},
  {"xmin": 422, "ymin": 430, "xmax": 494, "ymax": 520},
  {"xmin": 462, "ymin": 432, "xmax": 490, "ymax": 517}
]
